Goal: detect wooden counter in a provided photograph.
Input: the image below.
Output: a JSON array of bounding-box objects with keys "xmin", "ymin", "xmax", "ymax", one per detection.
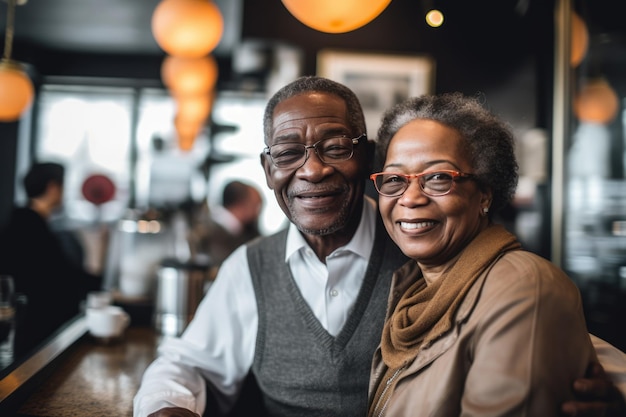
[{"xmin": 2, "ymin": 321, "xmax": 159, "ymax": 417}]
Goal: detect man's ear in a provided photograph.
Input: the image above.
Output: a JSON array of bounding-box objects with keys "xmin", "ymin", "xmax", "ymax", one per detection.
[{"xmin": 259, "ymin": 153, "xmax": 274, "ymax": 190}]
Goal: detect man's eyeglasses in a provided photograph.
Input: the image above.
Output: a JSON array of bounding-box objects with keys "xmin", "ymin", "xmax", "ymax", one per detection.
[
  {"xmin": 263, "ymin": 134, "xmax": 366, "ymax": 170},
  {"xmin": 370, "ymin": 170, "xmax": 475, "ymax": 197}
]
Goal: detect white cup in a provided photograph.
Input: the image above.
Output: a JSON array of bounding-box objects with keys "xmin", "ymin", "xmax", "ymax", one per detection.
[
  {"xmin": 86, "ymin": 306, "xmax": 130, "ymax": 340},
  {"xmin": 86, "ymin": 291, "xmax": 113, "ymax": 309}
]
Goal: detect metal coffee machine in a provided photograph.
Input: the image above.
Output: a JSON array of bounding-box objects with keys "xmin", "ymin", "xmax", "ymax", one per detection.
[{"xmin": 154, "ymin": 258, "xmax": 212, "ymax": 336}]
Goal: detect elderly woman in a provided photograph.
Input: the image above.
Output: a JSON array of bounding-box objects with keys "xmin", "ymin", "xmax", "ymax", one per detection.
[{"xmin": 367, "ymin": 93, "xmax": 622, "ymax": 416}]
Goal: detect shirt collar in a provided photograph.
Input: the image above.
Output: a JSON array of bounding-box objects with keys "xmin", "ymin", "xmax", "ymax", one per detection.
[{"xmin": 285, "ymin": 195, "xmax": 377, "ymax": 262}]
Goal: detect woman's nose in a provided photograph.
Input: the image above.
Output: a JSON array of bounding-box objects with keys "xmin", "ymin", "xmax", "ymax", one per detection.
[{"xmin": 398, "ymin": 180, "xmax": 429, "ymax": 206}]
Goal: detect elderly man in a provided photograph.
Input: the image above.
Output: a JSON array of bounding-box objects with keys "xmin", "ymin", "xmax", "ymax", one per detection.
[{"xmin": 134, "ymin": 77, "xmax": 626, "ymax": 417}]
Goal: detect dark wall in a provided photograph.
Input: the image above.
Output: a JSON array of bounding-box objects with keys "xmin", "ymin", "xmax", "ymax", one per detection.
[
  {"xmin": 241, "ymin": 0, "xmax": 554, "ymax": 106},
  {"xmin": 0, "ymin": 123, "xmax": 18, "ymax": 229}
]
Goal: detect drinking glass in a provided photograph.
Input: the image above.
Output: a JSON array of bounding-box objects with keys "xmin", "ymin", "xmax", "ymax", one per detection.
[{"xmin": 0, "ymin": 275, "xmax": 16, "ymax": 366}]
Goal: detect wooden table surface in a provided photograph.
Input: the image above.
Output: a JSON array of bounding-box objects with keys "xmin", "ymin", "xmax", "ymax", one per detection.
[{"xmin": 17, "ymin": 326, "xmax": 160, "ymax": 417}]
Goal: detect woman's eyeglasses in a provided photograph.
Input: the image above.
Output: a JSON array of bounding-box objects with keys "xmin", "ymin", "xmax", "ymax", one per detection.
[
  {"xmin": 370, "ymin": 170, "xmax": 475, "ymax": 197},
  {"xmin": 264, "ymin": 134, "xmax": 365, "ymax": 170}
]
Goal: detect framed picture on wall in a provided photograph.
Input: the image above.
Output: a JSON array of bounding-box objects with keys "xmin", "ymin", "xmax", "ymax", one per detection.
[{"xmin": 317, "ymin": 49, "xmax": 435, "ymax": 138}]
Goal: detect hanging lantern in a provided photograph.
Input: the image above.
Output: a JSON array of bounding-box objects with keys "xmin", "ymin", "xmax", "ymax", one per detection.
[
  {"xmin": 574, "ymin": 78, "xmax": 619, "ymax": 124},
  {"xmin": 280, "ymin": 0, "xmax": 392, "ymax": 33},
  {"xmin": 161, "ymin": 55, "xmax": 218, "ymax": 96},
  {"xmin": 0, "ymin": 0, "xmax": 34, "ymax": 122},
  {"xmin": 570, "ymin": 11, "xmax": 588, "ymax": 67},
  {"xmin": 177, "ymin": 131, "xmax": 196, "ymax": 151},
  {"xmin": 152, "ymin": 0, "xmax": 224, "ymax": 58},
  {"xmin": 175, "ymin": 92, "xmax": 214, "ymax": 123},
  {"xmin": 0, "ymin": 60, "xmax": 33, "ymax": 121},
  {"xmin": 175, "ymin": 118, "xmax": 201, "ymax": 151},
  {"xmin": 175, "ymin": 111, "xmax": 204, "ymax": 138},
  {"xmin": 174, "ymin": 110, "xmax": 206, "ymax": 151}
]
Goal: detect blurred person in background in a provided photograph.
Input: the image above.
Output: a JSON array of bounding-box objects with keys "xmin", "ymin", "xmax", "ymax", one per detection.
[
  {"xmin": 189, "ymin": 180, "xmax": 263, "ymax": 267},
  {"xmin": 0, "ymin": 162, "xmax": 102, "ymax": 353}
]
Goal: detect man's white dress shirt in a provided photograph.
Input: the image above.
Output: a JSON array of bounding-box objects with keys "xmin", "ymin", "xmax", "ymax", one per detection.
[{"xmin": 133, "ymin": 197, "xmax": 378, "ymax": 417}]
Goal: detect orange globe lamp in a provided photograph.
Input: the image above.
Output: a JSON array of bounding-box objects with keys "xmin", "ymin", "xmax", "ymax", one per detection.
[
  {"xmin": 280, "ymin": 0, "xmax": 392, "ymax": 33},
  {"xmin": 574, "ymin": 78, "xmax": 619, "ymax": 124},
  {"xmin": 175, "ymin": 111, "xmax": 204, "ymax": 136},
  {"xmin": 175, "ymin": 116, "xmax": 203, "ymax": 151},
  {"xmin": 0, "ymin": 59, "xmax": 34, "ymax": 121},
  {"xmin": 176, "ymin": 93, "xmax": 214, "ymax": 123},
  {"xmin": 177, "ymin": 131, "xmax": 197, "ymax": 151},
  {"xmin": 571, "ymin": 12, "xmax": 588, "ymax": 67},
  {"xmin": 161, "ymin": 55, "xmax": 218, "ymax": 96},
  {"xmin": 152, "ymin": 0, "xmax": 224, "ymax": 58}
]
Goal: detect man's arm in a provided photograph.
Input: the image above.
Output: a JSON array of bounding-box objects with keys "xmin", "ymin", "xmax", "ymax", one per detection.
[
  {"xmin": 562, "ymin": 335, "xmax": 626, "ymax": 417},
  {"xmin": 134, "ymin": 356, "xmax": 208, "ymax": 416},
  {"xmin": 133, "ymin": 246, "xmax": 258, "ymax": 417}
]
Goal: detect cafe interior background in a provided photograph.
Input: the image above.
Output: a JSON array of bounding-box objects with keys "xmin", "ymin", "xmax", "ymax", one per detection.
[{"xmin": 0, "ymin": 0, "xmax": 624, "ymax": 351}]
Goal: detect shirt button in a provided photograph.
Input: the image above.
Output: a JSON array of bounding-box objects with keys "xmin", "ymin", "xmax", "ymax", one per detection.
[{"xmin": 330, "ymin": 289, "xmax": 339, "ymax": 297}]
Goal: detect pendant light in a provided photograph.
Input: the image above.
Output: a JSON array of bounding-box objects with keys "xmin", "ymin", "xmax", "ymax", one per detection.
[
  {"xmin": 570, "ymin": 11, "xmax": 588, "ymax": 67},
  {"xmin": 175, "ymin": 92, "xmax": 214, "ymax": 124},
  {"xmin": 152, "ymin": 0, "xmax": 224, "ymax": 58},
  {"xmin": 280, "ymin": 0, "xmax": 392, "ymax": 33},
  {"xmin": 161, "ymin": 55, "xmax": 218, "ymax": 96},
  {"xmin": 574, "ymin": 77, "xmax": 619, "ymax": 124},
  {"xmin": 174, "ymin": 113, "xmax": 202, "ymax": 151},
  {"xmin": 0, "ymin": 0, "xmax": 33, "ymax": 122}
]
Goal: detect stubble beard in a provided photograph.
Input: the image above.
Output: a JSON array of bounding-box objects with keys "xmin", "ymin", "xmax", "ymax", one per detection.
[{"xmin": 288, "ymin": 197, "xmax": 351, "ymax": 236}]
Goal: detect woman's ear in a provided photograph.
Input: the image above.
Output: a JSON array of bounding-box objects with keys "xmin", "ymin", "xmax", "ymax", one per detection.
[{"xmin": 480, "ymin": 188, "xmax": 493, "ymax": 213}]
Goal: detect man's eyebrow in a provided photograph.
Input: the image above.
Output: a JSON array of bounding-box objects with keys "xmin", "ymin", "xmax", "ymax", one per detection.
[
  {"xmin": 272, "ymin": 132, "xmax": 302, "ymax": 143},
  {"xmin": 272, "ymin": 127, "xmax": 351, "ymax": 143}
]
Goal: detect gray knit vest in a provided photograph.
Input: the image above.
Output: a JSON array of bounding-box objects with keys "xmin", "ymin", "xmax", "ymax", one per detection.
[{"xmin": 246, "ymin": 220, "xmax": 408, "ymax": 417}]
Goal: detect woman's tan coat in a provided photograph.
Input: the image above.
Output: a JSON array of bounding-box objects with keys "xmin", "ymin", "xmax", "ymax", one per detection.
[{"xmin": 368, "ymin": 250, "xmax": 596, "ymax": 417}]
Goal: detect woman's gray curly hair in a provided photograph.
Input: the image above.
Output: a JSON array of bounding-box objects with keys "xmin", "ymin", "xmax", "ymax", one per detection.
[{"xmin": 376, "ymin": 93, "xmax": 518, "ymax": 213}]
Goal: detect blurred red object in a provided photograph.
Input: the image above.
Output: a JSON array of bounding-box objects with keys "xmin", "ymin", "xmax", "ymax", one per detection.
[{"xmin": 82, "ymin": 174, "xmax": 116, "ymax": 206}]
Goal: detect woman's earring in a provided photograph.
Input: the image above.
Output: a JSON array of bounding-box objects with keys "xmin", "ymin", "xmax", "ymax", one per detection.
[{"xmin": 482, "ymin": 207, "xmax": 489, "ymax": 216}]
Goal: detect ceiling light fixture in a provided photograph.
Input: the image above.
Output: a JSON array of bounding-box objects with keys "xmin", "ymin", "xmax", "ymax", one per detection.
[
  {"xmin": 570, "ymin": 11, "xmax": 588, "ymax": 67},
  {"xmin": 161, "ymin": 55, "xmax": 219, "ymax": 96},
  {"xmin": 0, "ymin": 0, "xmax": 34, "ymax": 122},
  {"xmin": 425, "ymin": 9, "xmax": 444, "ymax": 27},
  {"xmin": 151, "ymin": 0, "xmax": 224, "ymax": 58},
  {"xmin": 574, "ymin": 77, "xmax": 619, "ymax": 124},
  {"xmin": 280, "ymin": 0, "xmax": 392, "ymax": 33}
]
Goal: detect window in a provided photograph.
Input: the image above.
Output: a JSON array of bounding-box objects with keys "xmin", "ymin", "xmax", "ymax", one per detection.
[
  {"xmin": 36, "ymin": 85, "xmax": 137, "ymax": 222},
  {"xmin": 33, "ymin": 83, "xmax": 285, "ymax": 234}
]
